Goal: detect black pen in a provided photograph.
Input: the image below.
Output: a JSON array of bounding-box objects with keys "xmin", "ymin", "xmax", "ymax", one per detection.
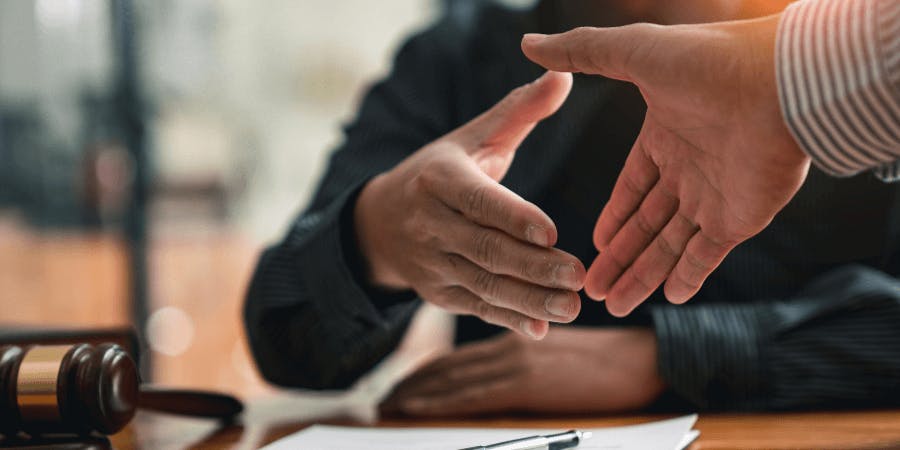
[{"xmin": 458, "ymin": 429, "xmax": 592, "ymax": 450}]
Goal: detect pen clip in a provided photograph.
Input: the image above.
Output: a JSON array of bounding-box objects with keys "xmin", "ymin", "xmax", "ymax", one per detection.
[{"xmin": 457, "ymin": 429, "xmax": 589, "ymax": 450}]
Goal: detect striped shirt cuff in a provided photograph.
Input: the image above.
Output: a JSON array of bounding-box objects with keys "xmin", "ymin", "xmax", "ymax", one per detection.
[{"xmin": 776, "ymin": 0, "xmax": 900, "ymax": 179}]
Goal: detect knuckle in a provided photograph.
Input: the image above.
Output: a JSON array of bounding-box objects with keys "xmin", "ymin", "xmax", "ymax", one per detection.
[
  {"xmin": 520, "ymin": 286, "xmax": 547, "ymax": 311},
  {"xmin": 633, "ymin": 210, "xmax": 656, "ymax": 237},
  {"xmin": 496, "ymin": 80, "xmax": 534, "ymax": 116},
  {"xmin": 406, "ymin": 207, "xmax": 427, "ymax": 231},
  {"xmin": 473, "ymin": 301, "xmax": 495, "ymax": 322},
  {"xmin": 503, "ymin": 85, "xmax": 528, "ymax": 108},
  {"xmin": 473, "ymin": 270, "xmax": 501, "ymax": 302},
  {"xmin": 656, "ymin": 234, "xmax": 679, "ymax": 259},
  {"xmin": 684, "ymin": 251, "xmax": 709, "ymax": 273},
  {"xmin": 620, "ymin": 174, "xmax": 645, "ymax": 198},
  {"xmin": 676, "ymin": 273, "xmax": 702, "ymax": 291},
  {"xmin": 433, "ymin": 287, "xmax": 466, "ymax": 313},
  {"xmin": 569, "ymin": 28, "xmax": 596, "ymax": 69},
  {"xmin": 464, "ymin": 184, "xmax": 490, "ymax": 219},
  {"xmin": 473, "ymin": 230, "xmax": 503, "ymax": 270},
  {"xmin": 625, "ymin": 22, "xmax": 658, "ymax": 35},
  {"xmin": 607, "ymin": 202, "xmax": 632, "ymax": 225},
  {"xmin": 632, "ymin": 271, "xmax": 657, "ymax": 293},
  {"xmin": 676, "ymin": 212, "xmax": 698, "ymax": 230},
  {"xmin": 604, "ymin": 252, "xmax": 629, "ymax": 272},
  {"xmin": 492, "ymin": 196, "xmax": 513, "ymax": 224},
  {"xmin": 570, "ymin": 26, "xmax": 594, "ymax": 40},
  {"xmin": 443, "ymin": 252, "xmax": 463, "ymax": 271},
  {"xmin": 704, "ymin": 231, "xmax": 738, "ymax": 252},
  {"xmin": 426, "ymin": 289, "xmax": 451, "ymax": 309},
  {"xmin": 409, "ymin": 171, "xmax": 429, "ymax": 194},
  {"xmin": 516, "ymin": 256, "xmax": 538, "ymax": 281},
  {"xmin": 416, "ymin": 158, "xmax": 451, "ymax": 191},
  {"xmin": 411, "ymin": 168, "xmax": 434, "ymax": 193},
  {"xmin": 409, "ymin": 215, "xmax": 439, "ymax": 247}
]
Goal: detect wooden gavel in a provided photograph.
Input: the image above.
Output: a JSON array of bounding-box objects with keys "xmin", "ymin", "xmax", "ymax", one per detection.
[{"xmin": 0, "ymin": 343, "xmax": 243, "ymax": 436}]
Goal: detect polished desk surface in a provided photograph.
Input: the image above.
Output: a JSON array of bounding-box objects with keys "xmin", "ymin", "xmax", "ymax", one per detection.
[{"xmin": 106, "ymin": 407, "xmax": 900, "ymax": 449}]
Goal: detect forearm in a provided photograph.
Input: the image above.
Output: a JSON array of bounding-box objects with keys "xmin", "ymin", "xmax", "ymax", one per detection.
[
  {"xmin": 652, "ymin": 265, "xmax": 900, "ymax": 410},
  {"xmin": 776, "ymin": 0, "xmax": 900, "ymax": 179},
  {"xmin": 244, "ymin": 185, "xmax": 420, "ymax": 389}
]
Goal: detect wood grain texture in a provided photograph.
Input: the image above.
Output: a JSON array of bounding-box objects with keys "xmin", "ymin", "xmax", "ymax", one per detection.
[{"xmin": 107, "ymin": 405, "xmax": 900, "ymax": 449}]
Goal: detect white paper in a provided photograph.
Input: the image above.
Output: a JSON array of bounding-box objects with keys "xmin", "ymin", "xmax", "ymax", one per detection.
[
  {"xmin": 677, "ymin": 429, "xmax": 701, "ymax": 450},
  {"xmin": 262, "ymin": 414, "xmax": 698, "ymax": 450}
]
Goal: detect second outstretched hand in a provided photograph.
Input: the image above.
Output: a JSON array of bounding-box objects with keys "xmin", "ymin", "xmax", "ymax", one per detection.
[{"xmin": 522, "ymin": 16, "xmax": 811, "ymax": 316}]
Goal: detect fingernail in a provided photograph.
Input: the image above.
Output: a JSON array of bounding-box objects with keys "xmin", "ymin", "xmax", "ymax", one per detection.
[
  {"xmin": 545, "ymin": 293, "xmax": 574, "ymax": 319},
  {"xmin": 554, "ymin": 263, "xmax": 579, "ymax": 290},
  {"xmin": 523, "ymin": 33, "xmax": 548, "ymax": 44},
  {"xmin": 525, "ymin": 224, "xmax": 550, "ymax": 247},
  {"xmin": 522, "ymin": 320, "xmax": 540, "ymax": 339}
]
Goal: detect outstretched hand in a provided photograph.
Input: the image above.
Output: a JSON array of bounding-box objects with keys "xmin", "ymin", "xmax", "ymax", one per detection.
[
  {"xmin": 522, "ymin": 15, "xmax": 810, "ymax": 316},
  {"xmin": 355, "ymin": 71, "xmax": 584, "ymax": 338}
]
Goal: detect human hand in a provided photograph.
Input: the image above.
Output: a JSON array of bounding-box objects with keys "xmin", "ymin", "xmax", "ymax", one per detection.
[
  {"xmin": 522, "ymin": 15, "xmax": 811, "ymax": 316},
  {"xmin": 354, "ymin": 72, "xmax": 586, "ymax": 339},
  {"xmin": 381, "ymin": 327, "xmax": 663, "ymax": 416}
]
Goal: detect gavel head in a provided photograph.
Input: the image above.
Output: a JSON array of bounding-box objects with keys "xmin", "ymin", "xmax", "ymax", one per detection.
[{"xmin": 0, "ymin": 343, "xmax": 139, "ymax": 436}]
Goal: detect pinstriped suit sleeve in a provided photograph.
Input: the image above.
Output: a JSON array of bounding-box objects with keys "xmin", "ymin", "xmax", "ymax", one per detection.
[
  {"xmin": 652, "ymin": 265, "xmax": 900, "ymax": 410},
  {"xmin": 776, "ymin": 0, "xmax": 900, "ymax": 180}
]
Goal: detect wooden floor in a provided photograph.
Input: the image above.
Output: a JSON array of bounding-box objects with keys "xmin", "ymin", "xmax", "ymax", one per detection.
[{"xmin": 0, "ymin": 217, "xmax": 273, "ymax": 398}]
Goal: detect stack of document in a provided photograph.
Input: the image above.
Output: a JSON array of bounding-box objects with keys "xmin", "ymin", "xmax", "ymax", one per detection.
[{"xmin": 262, "ymin": 414, "xmax": 699, "ymax": 450}]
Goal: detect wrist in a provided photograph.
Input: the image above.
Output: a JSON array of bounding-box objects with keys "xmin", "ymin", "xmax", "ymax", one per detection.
[
  {"xmin": 353, "ymin": 174, "xmax": 410, "ymax": 290},
  {"xmin": 617, "ymin": 327, "xmax": 666, "ymax": 396},
  {"xmin": 740, "ymin": 13, "xmax": 810, "ymax": 165}
]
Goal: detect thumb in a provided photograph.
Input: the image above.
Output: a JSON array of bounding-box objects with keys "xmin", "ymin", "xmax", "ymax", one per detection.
[
  {"xmin": 451, "ymin": 71, "xmax": 572, "ymax": 179},
  {"xmin": 521, "ymin": 25, "xmax": 655, "ymax": 81}
]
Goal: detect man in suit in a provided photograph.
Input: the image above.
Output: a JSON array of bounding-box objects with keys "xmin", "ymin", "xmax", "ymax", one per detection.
[{"xmin": 245, "ymin": 0, "xmax": 900, "ymax": 414}]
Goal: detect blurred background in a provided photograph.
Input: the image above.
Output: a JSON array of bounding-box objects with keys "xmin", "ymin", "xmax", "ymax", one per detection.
[{"xmin": 0, "ymin": 0, "xmax": 526, "ymax": 398}]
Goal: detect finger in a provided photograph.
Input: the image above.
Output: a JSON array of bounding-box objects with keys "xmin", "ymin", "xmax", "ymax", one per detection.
[
  {"xmin": 593, "ymin": 136, "xmax": 660, "ymax": 251},
  {"xmin": 435, "ymin": 286, "xmax": 549, "ymax": 339},
  {"xmin": 434, "ymin": 209, "xmax": 585, "ymax": 290},
  {"xmin": 444, "ymin": 253, "xmax": 581, "ymax": 322},
  {"xmin": 451, "ymin": 71, "xmax": 573, "ymax": 161},
  {"xmin": 521, "ymin": 24, "xmax": 656, "ymax": 80},
  {"xmin": 398, "ymin": 377, "xmax": 522, "ymax": 417},
  {"xmin": 425, "ymin": 159, "xmax": 558, "ymax": 248},
  {"xmin": 585, "ymin": 183, "xmax": 677, "ymax": 300},
  {"xmin": 605, "ymin": 212, "xmax": 699, "ymax": 317},
  {"xmin": 394, "ymin": 334, "xmax": 512, "ymax": 386},
  {"xmin": 664, "ymin": 231, "xmax": 735, "ymax": 304},
  {"xmin": 388, "ymin": 350, "xmax": 518, "ymax": 402}
]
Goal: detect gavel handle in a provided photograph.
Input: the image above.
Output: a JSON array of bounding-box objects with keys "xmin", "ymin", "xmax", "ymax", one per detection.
[{"xmin": 138, "ymin": 386, "xmax": 243, "ymax": 419}]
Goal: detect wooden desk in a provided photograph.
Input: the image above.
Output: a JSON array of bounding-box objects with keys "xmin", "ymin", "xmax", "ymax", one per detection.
[{"xmin": 104, "ymin": 408, "xmax": 900, "ymax": 449}]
